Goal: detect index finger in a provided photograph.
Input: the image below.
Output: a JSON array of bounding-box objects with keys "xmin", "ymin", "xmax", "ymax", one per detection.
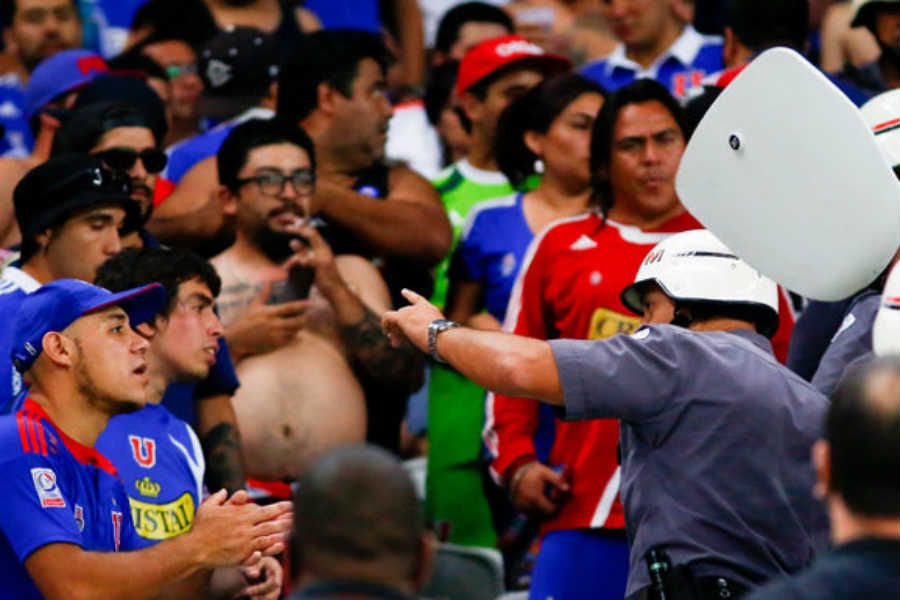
[
  {"xmin": 400, "ymin": 288, "xmax": 426, "ymax": 305},
  {"xmin": 272, "ymin": 300, "xmax": 309, "ymax": 317}
]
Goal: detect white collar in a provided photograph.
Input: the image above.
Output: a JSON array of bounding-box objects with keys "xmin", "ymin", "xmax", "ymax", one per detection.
[
  {"xmin": 232, "ymin": 106, "xmax": 276, "ymax": 125},
  {"xmin": 0, "ymin": 265, "xmax": 41, "ymax": 293},
  {"xmin": 455, "ymin": 159, "xmax": 509, "ymax": 186},
  {"xmin": 604, "ymin": 25, "xmax": 709, "ymax": 78}
]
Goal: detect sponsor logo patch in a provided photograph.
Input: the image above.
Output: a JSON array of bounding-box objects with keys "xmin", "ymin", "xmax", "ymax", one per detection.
[
  {"xmin": 31, "ymin": 468, "xmax": 66, "ymax": 508},
  {"xmin": 588, "ymin": 307, "xmax": 641, "ymax": 340},
  {"xmin": 74, "ymin": 504, "xmax": 85, "ymax": 531},
  {"xmin": 129, "ymin": 492, "xmax": 196, "ymax": 541},
  {"xmin": 128, "ymin": 435, "xmax": 157, "ymax": 469}
]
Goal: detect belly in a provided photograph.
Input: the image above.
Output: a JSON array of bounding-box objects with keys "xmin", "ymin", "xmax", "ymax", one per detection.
[{"xmin": 232, "ymin": 332, "xmax": 366, "ymax": 480}]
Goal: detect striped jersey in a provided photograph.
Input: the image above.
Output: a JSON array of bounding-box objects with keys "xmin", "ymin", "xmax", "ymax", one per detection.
[{"xmin": 0, "ymin": 399, "xmax": 138, "ymax": 599}]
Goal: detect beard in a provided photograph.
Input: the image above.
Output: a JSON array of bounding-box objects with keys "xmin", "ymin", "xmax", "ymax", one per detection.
[
  {"xmin": 253, "ymin": 226, "xmax": 303, "ymax": 263},
  {"xmin": 73, "ymin": 341, "xmax": 144, "ymax": 416}
]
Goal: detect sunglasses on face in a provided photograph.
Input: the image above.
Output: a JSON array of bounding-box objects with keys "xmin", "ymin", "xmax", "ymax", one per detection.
[{"xmin": 94, "ymin": 147, "xmax": 168, "ymax": 174}]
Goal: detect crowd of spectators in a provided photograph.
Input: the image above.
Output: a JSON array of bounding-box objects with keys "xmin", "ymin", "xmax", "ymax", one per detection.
[{"xmin": 0, "ymin": 0, "xmax": 897, "ymax": 599}]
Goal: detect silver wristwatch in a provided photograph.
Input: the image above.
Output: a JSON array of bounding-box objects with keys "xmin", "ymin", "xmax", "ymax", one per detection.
[{"xmin": 428, "ymin": 319, "xmax": 461, "ymax": 363}]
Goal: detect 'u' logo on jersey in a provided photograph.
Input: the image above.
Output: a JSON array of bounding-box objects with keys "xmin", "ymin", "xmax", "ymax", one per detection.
[{"xmin": 129, "ymin": 436, "xmax": 157, "ymax": 469}]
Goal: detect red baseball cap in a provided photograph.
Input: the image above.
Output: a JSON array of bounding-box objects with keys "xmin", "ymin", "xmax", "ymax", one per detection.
[{"xmin": 456, "ymin": 34, "xmax": 571, "ymax": 96}]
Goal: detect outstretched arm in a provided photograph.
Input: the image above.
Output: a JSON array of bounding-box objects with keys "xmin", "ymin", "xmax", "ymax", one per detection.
[{"xmin": 382, "ymin": 289, "xmax": 563, "ymax": 404}]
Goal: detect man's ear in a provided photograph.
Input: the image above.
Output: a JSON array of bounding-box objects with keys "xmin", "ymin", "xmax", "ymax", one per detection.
[
  {"xmin": 812, "ymin": 439, "xmax": 831, "ymax": 500},
  {"xmin": 40, "ymin": 332, "xmax": 75, "ymax": 368},
  {"xmin": 316, "ymin": 82, "xmax": 339, "ymax": 117},
  {"xmin": 217, "ymin": 184, "xmax": 238, "ymax": 217},
  {"xmin": 412, "ymin": 530, "xmax": 437, "ymax": 591},
  {"xmin": 33, "ymin": 228, "xmax": 52, "ymax": 252},
  {"xmin": 722, "ymin": 27, "xmax": 737, "ymax": 67},
  {"xmin": 2, "ymin": 29, "xmax": 18, "ymax": 57},
  {"xmin": 135, "ymin": 321, "xmax": 158, "ymax": 339}
]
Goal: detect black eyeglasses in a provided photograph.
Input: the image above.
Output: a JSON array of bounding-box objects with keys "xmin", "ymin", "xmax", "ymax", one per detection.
[
  {"xmin": 236, "ymin": 170, "xmax": 316, "ymax": 197},
  {"xmin": 94, "ymin": 148, "xmax": 168, "ymax": 174}
]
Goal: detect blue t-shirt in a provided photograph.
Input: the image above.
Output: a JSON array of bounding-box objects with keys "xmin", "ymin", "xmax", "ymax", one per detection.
[
  {"xmin": 165, "ymin": 108, "xmax": 275, "ymax": 183},
  {"xmin": 0, "ymin": 77, "xmax": 33, "ymax": 157},
  {"xmin": 96, "ymin": 404, "xmax": 204, "ymax": 548},
  {"xmin": 581, "ymin": 26, "xmax": 723, "ymax": 97},
  {"xmin": 304, "ymin": 0, "xmax": 380, "ymax": 33},
  {"xmin": 0, "ymin": 267, "xmax": 38, "ymax": 415},
  {"xmin": 81, "ymin": 0, "xmax": 148, "ymax": 58},
  {"xmin": 0, "ymin": 399, "xmax": 140, "ymax": 599},
  {"xmin": 451, "ymin": 193, "xmax": 534, "ymax": 323}
]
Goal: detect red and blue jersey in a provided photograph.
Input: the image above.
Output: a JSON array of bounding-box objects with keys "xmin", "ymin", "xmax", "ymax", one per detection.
[
  {"xmin": 581, "ymin": 26, "xmax": 723, "ymax": 97},
  {"xmin": 0, "ymin": 399, "xmax": 139, "ymax": 600},
  {"xmin": 96, "ymin": 404, "xmax": 205, "ymax": 548}
]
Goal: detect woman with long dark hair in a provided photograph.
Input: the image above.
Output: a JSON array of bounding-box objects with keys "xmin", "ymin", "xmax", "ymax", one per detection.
[{"xmin": 445, "ymin": 74, "xmax": 605, "ymax": 329}]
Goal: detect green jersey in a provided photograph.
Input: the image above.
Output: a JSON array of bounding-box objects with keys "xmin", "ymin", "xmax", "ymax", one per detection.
[{"xmin": 430, "ymin": 159, "xmax": 519, "ymax": 308}]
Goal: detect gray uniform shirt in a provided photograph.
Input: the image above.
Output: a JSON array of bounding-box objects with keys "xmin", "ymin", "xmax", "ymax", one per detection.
[
  {"xmin": 550, "ymin": 325, "xmax": 829, "ymax": 596},
  {"xmin": 811, "ymin": 292, "xmax": 879, "ymax": 397}
]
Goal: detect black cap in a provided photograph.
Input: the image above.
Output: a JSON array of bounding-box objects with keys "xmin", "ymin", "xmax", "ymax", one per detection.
[
  {"xmin": 73, "ymin": 75, "xmax": 168, "ymax": 145},
  {"xmin": 199, "ymin": 26, "xmax": 279, "ymax": 120},
  {"xmin": 14, "ymin": 154, "xmax": 141, "ymax": 239}
]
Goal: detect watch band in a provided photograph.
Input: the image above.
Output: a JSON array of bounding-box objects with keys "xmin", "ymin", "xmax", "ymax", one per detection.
[{"xmin": 428, "ymin": 319, "xmax": 461, "ymax": 363}]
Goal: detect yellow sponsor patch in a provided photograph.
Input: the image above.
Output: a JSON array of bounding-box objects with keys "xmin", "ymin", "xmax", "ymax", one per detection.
[
  {"xmin": 588, "ymin": 308, "xmax": 641, "ymax": 340},
  {"xmin": 129, "ymin": 492, "xmax": 195, "ymax": 541}
]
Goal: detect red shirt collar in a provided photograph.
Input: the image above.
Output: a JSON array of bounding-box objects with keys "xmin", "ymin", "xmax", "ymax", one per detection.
[{"xmin": 22, "ymin": 398, "xmax": 119, "ymax": 477}]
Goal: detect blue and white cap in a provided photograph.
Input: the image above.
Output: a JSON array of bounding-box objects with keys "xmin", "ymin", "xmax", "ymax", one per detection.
[{"xmin": 12, "ymin": 279, "xmax": 166, "ymax": 372}]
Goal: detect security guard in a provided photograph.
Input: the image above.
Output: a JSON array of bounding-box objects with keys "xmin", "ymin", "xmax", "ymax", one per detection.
[{"xmin": 382, "ymin": 230, "xmax": 830, "ymax": 599}]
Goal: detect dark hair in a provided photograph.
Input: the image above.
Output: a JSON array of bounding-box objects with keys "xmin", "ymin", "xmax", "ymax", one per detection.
[
  {"xmin": 217, "ymin": 118, "xmax": 316, "ymax": 192},
  {"xmin": 496, "ymin": 74, "xmax": 605, "ymax": 188},
  {"xmin": 95, "ymin": 246, "xmax": 221, "ymax": 318},
  {"xmin": 424, "ymin": 60, "xmax": 460, "ymax": 126},
  {"xmin": 107, "ymin": 47, "xmax": 169, "ymax": 82},
  {"xmin": 1, "ymin": 0, "xmax": 78, "ymax": 28},
  {"xmin": 129, "ymin": 0, "xmax": 217, "ymax": 50},
  {"xmin": 277, "ymin": 29, "xmax": 393, "ymax": 124},
  {"xmin": 827, "ymin": 357, "xmax": 900, "ymax": 517},
  {"xmin": 51, "ymin": 102, "xmax": 158, "ymax": 155},
  {"xmin": 674, "ymin": 300, "xmax": 779, "ymax": 338},
  {"xmin": 589, "ymin": 79, "xmax": 688, "ymax": 217},
  {"xmin": 434, "ymin": 2, "xmax": 514, "ymax": 55},
  {"xmin": 292, "ymin": 445, "xmax": 423, "ymax": 582},
  {"xmin": 724, "ymin": 0, "xmax": 808, "ymax": 52}
]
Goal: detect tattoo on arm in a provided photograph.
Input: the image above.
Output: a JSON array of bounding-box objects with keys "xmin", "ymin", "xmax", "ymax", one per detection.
[
  {"xmin": 200, "ymin": 423, "xmax": 246, "ymax": 494},
  {"xmin": 341, "ymin": 309, "xmax": 424, "ymax": 393}
]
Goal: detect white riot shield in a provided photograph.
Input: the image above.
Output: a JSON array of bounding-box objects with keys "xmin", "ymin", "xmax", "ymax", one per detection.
[{"xmin": 676, "ymin": 47, "xmax": 900, "ymax": 301}]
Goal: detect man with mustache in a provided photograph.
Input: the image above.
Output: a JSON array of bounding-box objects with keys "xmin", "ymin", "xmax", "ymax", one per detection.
[
  {"xmin": 581, "ymin": 0, "xmax": 723, "ymax": 98},
  {"xmin": 211, "ymin": 118, "xmax": 423, "ymax": 498},
  {"xmin": 0, "ymin": 278, "xmax": 292, "ymax": 600},
  {"xmin": 0, "ymin": 0, "xmax": 82, "ymax": 73}
]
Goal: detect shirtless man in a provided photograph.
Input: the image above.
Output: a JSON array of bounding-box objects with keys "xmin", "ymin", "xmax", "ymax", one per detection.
[{"xmin": 211, "ymin": 118, "xmax": 422, "ymax": 483}]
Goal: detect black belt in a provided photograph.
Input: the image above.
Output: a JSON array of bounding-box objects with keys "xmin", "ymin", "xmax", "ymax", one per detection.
[{"xmin": 628, "ymin": 569, "xmax": 751, "ymax": 600}]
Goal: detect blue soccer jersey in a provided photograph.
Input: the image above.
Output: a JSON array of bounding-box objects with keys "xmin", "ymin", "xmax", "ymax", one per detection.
[
  {"xmin": 0, "ymin": 266, "xmax": 40, "ymax": 415},
  {"xmin": 451, "ymin": 193, "xmax": 536, "ymax": 322},
  {"xmin": 0, "ymin": 399, "xmax": 140, "ymax": 600},
  {"xmin": 96, "ymin": 404, "xmax": 205, "ymax": 548},
  {"xmin": 581, "ymin": 25, "xmax": 723, "ymax": 97}
]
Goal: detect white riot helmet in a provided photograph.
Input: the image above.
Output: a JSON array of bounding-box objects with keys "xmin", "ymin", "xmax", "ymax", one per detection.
[
  {"xmin": 621, "ymin": 229, "xmax": 780, "ymax": 336},
  {"xmin": 873, "ymin": 261, "xmax": 900, "ymax": 356},
  {"xmin": 861, "ymin": 89, "xmax": 900, "ymax": 175}
]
